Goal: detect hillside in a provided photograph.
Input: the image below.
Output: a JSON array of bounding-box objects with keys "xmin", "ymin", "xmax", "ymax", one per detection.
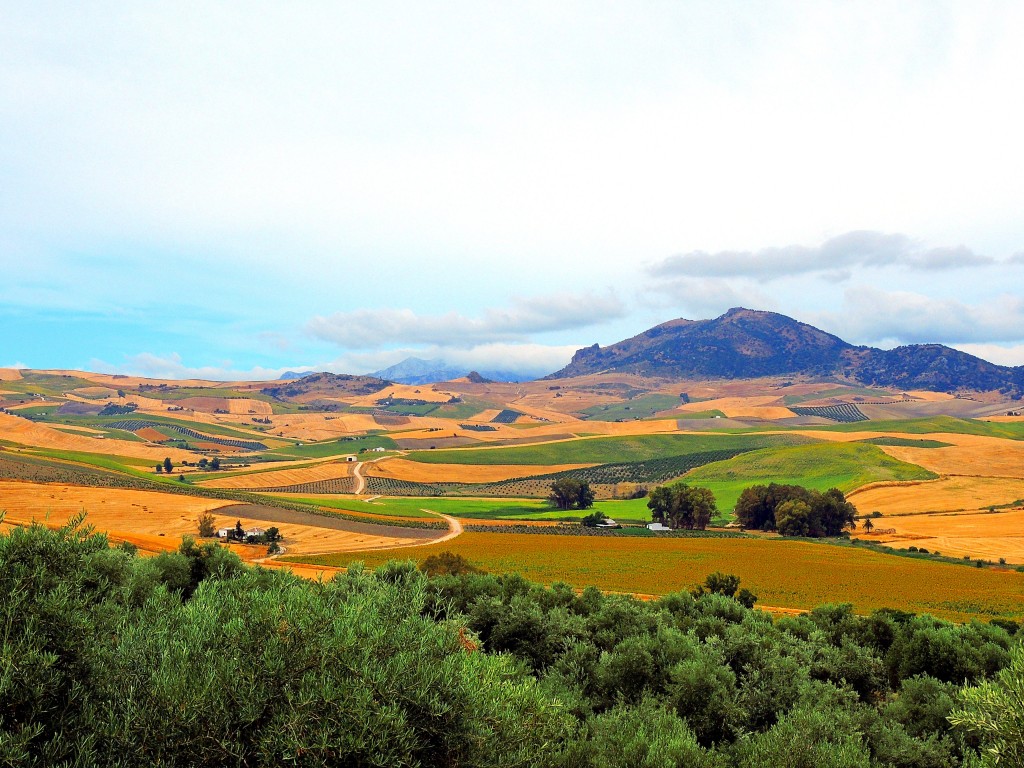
[{"xmin": 548, "ymin": 308, "xmax": 1024, "ymax": 396}]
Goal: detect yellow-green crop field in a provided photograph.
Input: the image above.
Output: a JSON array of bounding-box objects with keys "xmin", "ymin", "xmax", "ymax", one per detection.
[{"xmin": 288, "ymin": 532, "xmax": 1024, "ymax": 623}]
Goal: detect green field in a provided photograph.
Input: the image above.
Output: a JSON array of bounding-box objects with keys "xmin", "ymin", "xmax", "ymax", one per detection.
[
  {"xmin": 580, "ymin": 394, "xmax": 682, "ymax": 421},
  {"xmin": 266, "ymin": 435, "xmax": 398, "ymax": 459},
  {"xmin": 822, "ymin": 415, "xmax": 1024, "ymax": 440},
  {"xmin": 683, "ymin": 442, "xmax": 938, "ymax": 512},
  {"xmin": 1, "ymin": 372, "xmax": 99, "ymax": 397},
  {"xmin": 407, "ymin": 432, "xmax": 813, "ymax": 466},
  {"xmin": 856, "ymin": 436, "xmax": 954, "ymax": 448}
]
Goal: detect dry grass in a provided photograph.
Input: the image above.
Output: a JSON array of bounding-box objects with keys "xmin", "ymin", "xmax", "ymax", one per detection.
[
  {"xmin": 0, "ymin": 368, "xmax": 24, "ymax": 381},
  {"xmin": 905, "ymin": 390, "xmax": 957, "ymax": 402},
  {"xmin": 878, "ymin": 434, "xmax": 1024, "ymax": 478},
  {"xmin": 851, "ymin": 476, "xmax": 1024, "ymax": 516},
  {"xmin": 291, "ymin": 532, "xmax": 1024, "ymax": 622},
  {"xmin": 347, "ymin": 384, "xmax": 456, "ymax": 407},
  {"xmin": 365, "ymin": 458, "xmax": 594, "ymax": 483},
  {"xmin": 678, "ymin": 395, "xmax": 792, "ymax": 419},
  {"xmin": 0, "ymin": 413, "xmax": 193, "ymax": 462},
  {"xmin": 176, "ymin": 397, "xmax": 274, "ymax": 415},
  {"xmin": 202, "ymin": 461, "xmax": 354, "ymax": 490},
  {"xmin": 861, "ymin": 507, "xmax": 1024, "ymax": 564},
  {"xmin": 0, "ymin": 480, "xmax": 424, "ymax": 556}
]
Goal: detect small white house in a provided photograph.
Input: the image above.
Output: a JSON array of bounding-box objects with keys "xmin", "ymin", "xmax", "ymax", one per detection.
[
  {"xmin": 345, "ymin": 455, "xmax": 357, "ymax": 462},
  {"xmin": 596, "ymin": 518, "xmax": 618, "ymax": 528},
  {"xmin": 647, "ymin": 522, "xmax": 672, "ymax": 532}
]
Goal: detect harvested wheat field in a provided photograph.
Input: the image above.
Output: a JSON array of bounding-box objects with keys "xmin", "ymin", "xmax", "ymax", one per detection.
[
  {"xmin": 877, "ymin": 434, "xmax": 1024, "ymax": 478},
  {"xmin": 0, "ymin": 481, "xmax": 432, "ymax": 556},
  {"xmin": 0, "ymin": 368, "xmax": 24, "ymax": 381},
  {"xmin": 366, "ymin": 458, "xmax": 594, "ymax": 483},
  {"xmin": 851, "ymin": 476, "xmax": 1024, "ymax": 516},
  {"xmin": 679, "ymin": 396, "xmax": 793, "ymax": 419},
  {"xmin": 202, "ymin": 461, "xmax": 354, "ymax": 490},
  {"xmin": 176, "ymin": 397, "xmax": 274, "ymax": 415},
  {"xmin": 347, "ymin": 384, "xmax": 457, "ymax": 407},
  {"xmin": 0, "ymin": 413, "xmax": 193, "ymax": 462},
  {"xmin": 862, "ymin": 507, "xmax": 1024, "ymax": 564}
]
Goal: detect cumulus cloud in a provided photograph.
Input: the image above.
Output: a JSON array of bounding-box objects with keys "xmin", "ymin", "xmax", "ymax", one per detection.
[
  {"xmin": 649, "ymin": 231, "xmax": 995, "ymax": 281},
  {"xmin": 644, "ymin": 276, "xmax": 776, "ymax": 318},
  {"xmin": 813, "ymin": 286, "xmax": 1024, "ymax": 346},
  {"xmin": 306, "ymin": 292, "xmax": 625, "ymax": 348}
]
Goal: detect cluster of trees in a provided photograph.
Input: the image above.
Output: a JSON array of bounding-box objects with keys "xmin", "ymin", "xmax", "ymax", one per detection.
[
  {"xmin": 735, "ymin": 483, "xmax": 858, "ymax": 536},
  {"xmin": 549, "ymin": 478, "xmax": 596, "ymax": 510},
  {"xmin": 2, "ymin": 521, "xmax": 1021, "ymax": 767},
  {"xmin": 647, "ymin": 482, "xmax": 717, "ymax": 530}
]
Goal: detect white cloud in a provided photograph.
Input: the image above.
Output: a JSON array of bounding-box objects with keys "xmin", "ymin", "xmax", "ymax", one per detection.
[
  {"xmin": 812, "ymin": 286, "xmax": 1024, "ymax": 346},
  {"xmin": 644, "ymin": 277, "xmax": 776, "ymax": 319},
  {"xmin": 950, "ymin": 343, "xmax": 1024, "ymax": 367},
  {"xmin": 306, "ymin": 293, "xmax": 625, "ymax": 349},
  {"xmin": 2, "ymin": 362, "xmax": 28, "ymax": 369},
  {"xmin": 648, "ymin": 231, "xmax": 995, "ymax": 281},
  {"xmin": 90, "ymin": 353, "xmax": 298, "ymax": 382}
]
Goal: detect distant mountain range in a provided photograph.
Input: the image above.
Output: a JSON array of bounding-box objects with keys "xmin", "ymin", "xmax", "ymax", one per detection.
[
  {"xmin": 547, "ymin": 308, "xmax": 1024, "ymax": 397},
  {"xmin": 368, "ymin": 357, "xmax": 532, "ymax": 385}
]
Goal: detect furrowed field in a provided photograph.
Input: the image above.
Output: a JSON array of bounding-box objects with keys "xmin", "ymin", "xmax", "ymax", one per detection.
[{"xmin": 287, "ymin": 532, "xmax": 1024, "ymax": 622}]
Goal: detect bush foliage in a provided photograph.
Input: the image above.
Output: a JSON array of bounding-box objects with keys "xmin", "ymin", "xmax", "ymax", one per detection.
[{"xmin": 0, "ymin": 520, "xmax": 1019, "ymax": 766}]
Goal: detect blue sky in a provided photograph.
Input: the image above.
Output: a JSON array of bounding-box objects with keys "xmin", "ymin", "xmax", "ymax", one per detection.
[{"xmin": 2, "ymin": 2, "xmax": 1024, "ymax": 379}]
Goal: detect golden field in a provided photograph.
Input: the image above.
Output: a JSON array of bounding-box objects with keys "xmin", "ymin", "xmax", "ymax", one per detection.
[
  {"xmin": 0, "ymin": 481, "xmax": 425, "ymax": 557},
  {"xmin": 201, "ymin": 461, "xmax": 354, "ymax": 489},
  {"xmin": 289, "ymin": 532, "xmax": 1024, "ymax": 622}
]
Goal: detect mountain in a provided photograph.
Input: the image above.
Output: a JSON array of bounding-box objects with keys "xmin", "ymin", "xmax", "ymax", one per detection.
[
  {"xmin": 369, "ymin": 358, "xmax": 467, "ymax": 385},
  {"xmin": 547, "ymin": 308, "xmax": 1024, "ymax": 396},
  {"xmin": 369, "ymin": 357, "xmax": 532, "ymax": 384},
  {"xmin": 279, "ymin": 370, "xmax": 316, "ymax": 380}
]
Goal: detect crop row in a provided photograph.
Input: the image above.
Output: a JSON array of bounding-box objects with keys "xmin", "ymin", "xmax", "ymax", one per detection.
[
  {"xmin": 107, "ymin": 420, "xmax": 268, "ymax": 450},
  {"xmin": 250, "ymin": 477, "xmax": 358, "ymax": 495},
  {"xmin": 363, "ymin": 449, "xmax": 750, "ymax": 498},
  {"xmin": 789, "ymin": 403, "xmax": 869, "ymax": 422},
  {"xmin": 459, "ymin": 423, "xmax": 496, "ymax": 432},
  {"xmin": 490, "ymin": 409, "xmax": 523, "ymax": 424}
]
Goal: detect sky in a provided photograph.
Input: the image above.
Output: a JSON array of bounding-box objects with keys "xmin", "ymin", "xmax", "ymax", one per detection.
[{"xmin": 2, "ymin": 1, "xmax": 1024, "ymax": 380}]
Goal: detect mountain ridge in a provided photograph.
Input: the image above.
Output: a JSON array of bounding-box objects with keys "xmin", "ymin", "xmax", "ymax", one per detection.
[{"xmin": 547, "ymin": 308, "xmax": 1024, "ymax": 397}]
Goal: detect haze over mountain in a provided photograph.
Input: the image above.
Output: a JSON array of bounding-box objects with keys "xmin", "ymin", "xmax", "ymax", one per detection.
[
  {"xmin": 368, "ymin": 357, "xmax": 532, "ymax": 385},
  {"xmin": 548, "ymin": 308, "xmax": 1024, "ymax": 397}
]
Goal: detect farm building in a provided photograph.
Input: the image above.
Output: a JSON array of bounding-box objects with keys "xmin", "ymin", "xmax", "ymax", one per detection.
[
  {"xmin": 647, "ymin": 522, "xmax": 672, "ymax": 532},
  {"xmin": 345, "ymin": 455, "xmax": 357, "ymax": 462}
]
